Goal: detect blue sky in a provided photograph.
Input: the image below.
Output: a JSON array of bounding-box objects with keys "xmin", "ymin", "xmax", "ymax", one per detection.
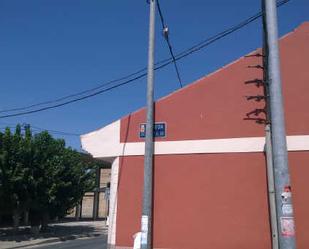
[{"xmin": 0, "ymin": 0, "xmax": 308, "ymax": 150}]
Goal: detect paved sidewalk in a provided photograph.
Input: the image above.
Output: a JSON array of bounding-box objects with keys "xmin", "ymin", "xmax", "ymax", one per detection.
[{"xmin": 0, "ymin": 221, "xmax": 107, "ymax": 249}]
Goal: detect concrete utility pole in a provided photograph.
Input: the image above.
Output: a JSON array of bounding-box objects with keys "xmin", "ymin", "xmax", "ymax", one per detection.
[
  {"xmin": 264, "ymin": 0, "xmax": 296, "ymax": 248},
  {"xmin": 141, "ymin": 0, "xmax": 156, "ymax": 249},
  {"xmin": 262, "ymin": 1, "xmax": 279, "ymax": 248}
]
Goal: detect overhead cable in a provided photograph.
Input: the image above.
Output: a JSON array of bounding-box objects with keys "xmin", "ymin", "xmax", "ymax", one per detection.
[
  {"xmin": 157, "ymin": 0, "xmax": 183, "ymax": 88},
  {"xmin": 0, "ymin": 0, "xmax": 291, "ymax": 118},
  {"xmin": 0, "ymin": 122, "xmax": 80, "ymax": 136}
]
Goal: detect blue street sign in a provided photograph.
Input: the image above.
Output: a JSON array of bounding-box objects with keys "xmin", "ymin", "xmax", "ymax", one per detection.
[{"xmin": 139, "ymin": 123, "xmax": 166, "ymax": 138}]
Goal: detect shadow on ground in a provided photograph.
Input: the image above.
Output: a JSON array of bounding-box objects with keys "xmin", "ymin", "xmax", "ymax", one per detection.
[{"xmin": 0, "ymin": 221, "xmax": 106, "ymax": 243}]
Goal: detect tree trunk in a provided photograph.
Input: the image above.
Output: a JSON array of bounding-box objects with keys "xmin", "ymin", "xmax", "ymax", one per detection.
[
  {"xmin": 30, "ymin": 210, "xmax": 41, "ymax": 235},
  {"xmin": 40, "ymin": 212, "xmax": 49, "ymax": 232},
  {"xmin": 23, "ymin": 210, "xmax": 29, "ymax": 226},
  {"xmin": 75, "ymin": 202, "xmax": 81, "ymax": 221},
  {"xmin": 12, "ymin": 209, "xmax": 20, "ymax": 233}
]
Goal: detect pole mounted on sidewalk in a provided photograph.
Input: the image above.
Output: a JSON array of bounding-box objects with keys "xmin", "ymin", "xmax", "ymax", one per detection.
[
  {"xmin": 262, "ymin": 1, "xmax": 279, "ymax": 248},
  {"xmin": 264, "ymin": 0, "xmax": 296, "ymax": 248},
  {"xmin": 141, "ymin": 0, "xmax": 156, "ymax": 249}
]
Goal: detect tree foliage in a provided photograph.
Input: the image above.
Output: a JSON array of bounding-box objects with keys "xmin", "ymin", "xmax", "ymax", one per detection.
[{"xmin": 0, "ymin": 125, "xmax": 95, "ymax": 228}]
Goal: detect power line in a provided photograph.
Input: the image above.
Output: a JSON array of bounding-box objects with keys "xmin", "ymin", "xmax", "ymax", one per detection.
[
  {"xmin": 157, "ymin": 0, "xmax": 183, "ymax": 88},
  {"xmin": 0, "ymin": 0, "xmax": 291, "ymax": 119},
  {"xmin": 0, "ymin": 67, "xmax": 148, "ymax": 114},
  {"xmin": 172, "ymin": 0, "xmax": 291, "ymax": 61},
  {"xmin": 0, "ymin": 127, "xmax": 79, "ymax": 137},
  {"xmin": 0, "ymin": 122, "xmax": 80, "ymax": 136},
  {"xmin": 31, "ymin": 125, "xmax": 80, "ymax": 136},
  {"xmin": 0, "ymin": 72, "xmax": 147, "ymax": 118}
]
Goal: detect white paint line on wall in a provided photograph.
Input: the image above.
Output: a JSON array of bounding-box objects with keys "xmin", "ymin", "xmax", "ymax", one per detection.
[
  {"xmin": 287, "ymin": 135, "xmax": 309, "ymax": 151},
  {"xmin": 82, "ymin": 133, "xmax": 309, "ymax": 158}
]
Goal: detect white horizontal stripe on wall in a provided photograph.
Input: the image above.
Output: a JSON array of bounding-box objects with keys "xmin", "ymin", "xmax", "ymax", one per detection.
[
  {"xmin": 119, "ymin": 135, "xmax": 309, "ymax": 156},
  {"xmin": 80, "ymin": 120, "xmax": 309, "ymax": 158}
]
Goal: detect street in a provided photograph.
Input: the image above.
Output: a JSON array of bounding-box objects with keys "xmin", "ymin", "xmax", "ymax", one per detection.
[{"xmin": 26, "ymin": 235, "xmax": 107, "ymax": 249}]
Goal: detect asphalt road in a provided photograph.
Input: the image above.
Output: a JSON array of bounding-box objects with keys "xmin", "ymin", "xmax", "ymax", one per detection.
[{"xmin": 31, "ymin": 235, "xmax": 107, "ymax": 249}]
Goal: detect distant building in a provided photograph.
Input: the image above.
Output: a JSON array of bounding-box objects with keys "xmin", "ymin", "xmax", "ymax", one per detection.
[
  {"xmin": 67, "ymin": 156, "xmax": 111, "ymax": 220},
  {"xmin": 81, "ymin": 22, "xmax": 309, "ymax": 249}
]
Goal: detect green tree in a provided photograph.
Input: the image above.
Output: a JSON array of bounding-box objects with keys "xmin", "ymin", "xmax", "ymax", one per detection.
[
  {"xmin": 0, "ymin": 125, "xmax": 96, "ymax": 231},
  {"xmin": 30, "ymin": 131, "xmax": 95, "ymax": 229},
  {"xmin": 0, "ymin": 125, "xmax": 33, "ymax": 230}
]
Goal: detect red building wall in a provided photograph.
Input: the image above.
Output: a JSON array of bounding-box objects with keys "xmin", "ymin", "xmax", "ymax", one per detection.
[
  {"xmin": 117, "ymin": 154, "xmax": 271, "ymax": 249},
  {"xmin": 120, "ymin": 22, "xmax": 309, "ymax": 143},
  {"xmin": 120, "ymin": 52, "xmax": 265, "ymax": 143},
  {"xmin": 115, "ymin": 22, "xmax": 309, "ymax": 249}
]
